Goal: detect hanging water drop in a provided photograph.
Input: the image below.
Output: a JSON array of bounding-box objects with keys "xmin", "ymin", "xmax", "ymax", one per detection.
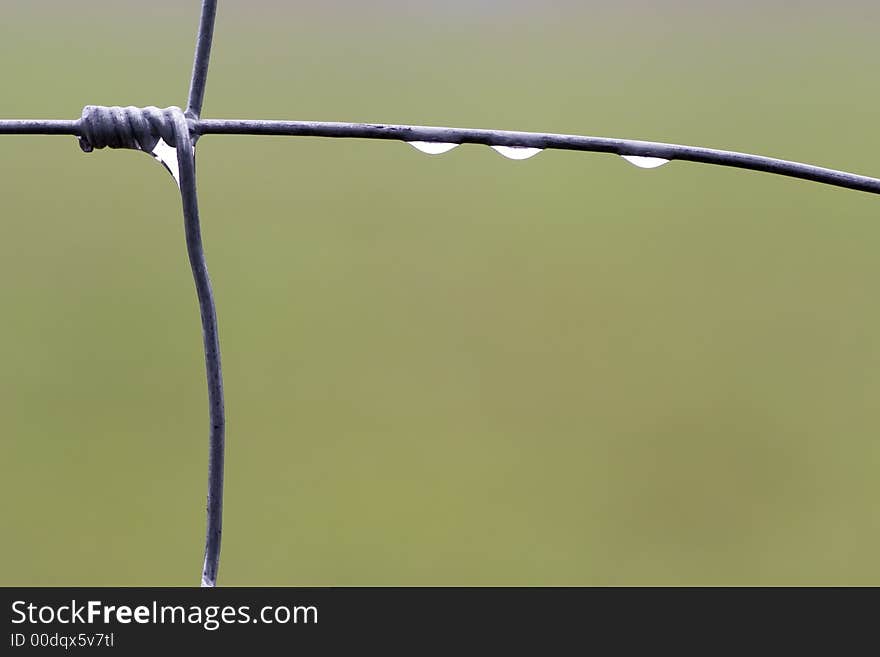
[
  {"xmin": 151, "ymin": 138, "xmax": 182, "ymax": 187},
  {"xmin": 491, "ymin": 145, "xmax": 542, "ymax": 160},
  {"xmin": 408, "ymin": 141, "xmax": 459, "ymax": 155},
  {"xmin": 621, "ymin": 155, "xmax": 670, "ymax": 169}
]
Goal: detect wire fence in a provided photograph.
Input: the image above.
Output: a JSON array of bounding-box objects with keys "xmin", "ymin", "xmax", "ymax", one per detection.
[{"xmin": 2, "ymin": 0, "xmax": 878, "ymax": 587}]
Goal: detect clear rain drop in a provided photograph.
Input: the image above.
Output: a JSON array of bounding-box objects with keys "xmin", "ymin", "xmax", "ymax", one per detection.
[
  {"xmin": 621, "ymin": 155, "xmax": 670, "ymax": 169},
  {"xmin": 491, "ymin": 145, "xmax": 543, "ymax": 160},
  {"xmin": 408, "ymin": 141, "xmax": 459, "ymax": 155},
  {"xmin": 151, "ymin": 138, "xmax": 182, "ymax": 187}
]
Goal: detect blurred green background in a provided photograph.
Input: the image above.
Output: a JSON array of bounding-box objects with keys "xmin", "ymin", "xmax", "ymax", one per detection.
[{"xmin": 2, "ymin": 1, "xmax": 880, "ymax": 585}]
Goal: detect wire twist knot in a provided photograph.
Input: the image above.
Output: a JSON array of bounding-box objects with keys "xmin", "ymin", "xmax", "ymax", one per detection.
[{"xmin": 78, "ymin": 105, "xmax": 183, "ymax": 153}]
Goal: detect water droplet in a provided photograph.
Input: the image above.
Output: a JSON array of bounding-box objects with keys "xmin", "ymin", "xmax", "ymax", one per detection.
[
  {"xmin": 151, "ymin": 138, "xmax": 181, "ymax": 187},
  {"xmin": 491, "ymin": 145, "xmax": 543, "ymax": 160},
  {"xmin": 621, "ymin": 155, "xmax": 670, "ymax": 169},
  {"xmin": 408, "ymin": 141, "xmax": 459, "ymax": 155}
]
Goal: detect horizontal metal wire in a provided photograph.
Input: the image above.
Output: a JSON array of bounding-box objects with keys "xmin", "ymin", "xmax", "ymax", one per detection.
[
  {"xmin": 193, "ymin": 120, "xmax": 880, "ymax": 196},
  {"xmin": 0, "ymin": 120, "xmax": 80, "ymax": 135},
  {"xmin": 3, "ymin": 117, "xmax": 879, "ymax": 196}
]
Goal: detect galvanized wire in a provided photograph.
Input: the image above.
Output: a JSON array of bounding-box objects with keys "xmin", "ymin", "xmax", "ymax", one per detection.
[
  {"xmin": 4, "ymin": 115, "xmax": 880, "ymax": 196},
  {"xmin": 0, "ymin": 0, "xmax": 878, "ymax": 587},
  {"xmin": 193, "ymin": 120, "xmax": 880, "ymax": 196}
]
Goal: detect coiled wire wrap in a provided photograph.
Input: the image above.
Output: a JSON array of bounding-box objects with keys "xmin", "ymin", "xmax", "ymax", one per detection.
[{"xmin": 78, "ymin": 105, "xmax": 179, "ymax": 153}]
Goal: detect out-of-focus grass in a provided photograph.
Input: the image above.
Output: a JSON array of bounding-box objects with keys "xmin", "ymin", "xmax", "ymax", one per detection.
[{"xmin": 1, "ymin": 1, "xmax": 880, "ymax": 585}]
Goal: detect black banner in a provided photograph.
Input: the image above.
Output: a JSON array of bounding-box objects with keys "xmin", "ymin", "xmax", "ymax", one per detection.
[{"xmin": 0, "ymin": 587, "xmax": 869, "ymax": 652}]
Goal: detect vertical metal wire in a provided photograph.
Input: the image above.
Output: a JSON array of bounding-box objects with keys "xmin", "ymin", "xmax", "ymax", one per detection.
[
  {"xmin": 186, "ymin": 0, "xmax": 218, "ymax": 121},
  {"xmin": 181, "ymin": 0, "xmax": 224, "ymax": 587},
  {"xmin": 171, "ymin": 108, "xmax": 226, "ymax": 588}
]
